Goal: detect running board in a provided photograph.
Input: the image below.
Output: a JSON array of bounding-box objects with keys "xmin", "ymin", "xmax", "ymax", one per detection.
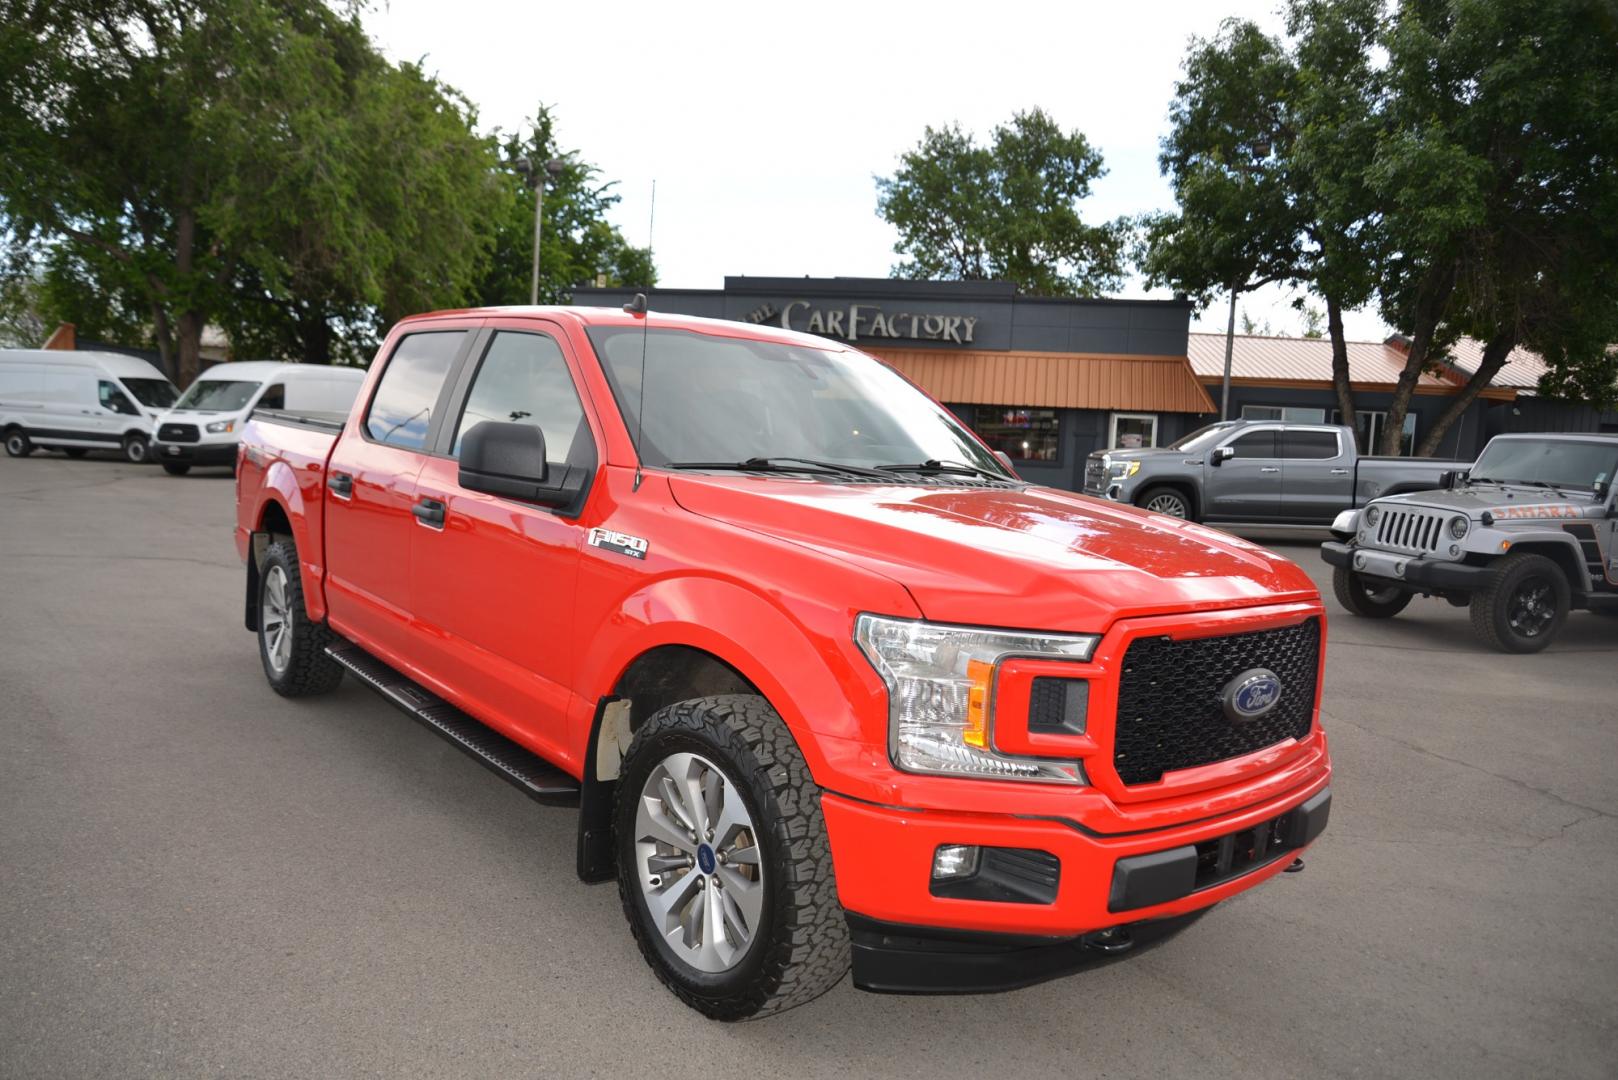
[{"xmin": 325, "ymin": 642, "xmax": 580, "ymax": 807}]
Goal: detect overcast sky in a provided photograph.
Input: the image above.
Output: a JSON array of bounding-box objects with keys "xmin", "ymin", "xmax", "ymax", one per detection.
[{"xmin": 364, "ymin": 0, "xmax": 1393, "ymax": 343}]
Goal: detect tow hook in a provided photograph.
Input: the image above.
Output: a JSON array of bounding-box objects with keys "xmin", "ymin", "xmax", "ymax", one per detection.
[
  {"xmin": 1081, "ymin": 926, "xmax": 1135, "ymax": 955},
  {"xmin": 1284, "ymin": 857, "xmax": 1305, "ymax": 874}
]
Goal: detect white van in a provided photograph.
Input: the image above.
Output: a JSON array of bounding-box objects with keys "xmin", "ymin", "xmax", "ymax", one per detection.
[
  {"xmin": 151, "ymin": 361, "xmax": 367, "ymax": 474},
  {"xmin": 0, "ymin": 350, "xmax": 179, "ymax": 463}
]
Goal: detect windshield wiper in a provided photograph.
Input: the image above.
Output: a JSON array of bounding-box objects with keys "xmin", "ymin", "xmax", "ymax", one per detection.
[
  {"xmin": 668, "ymin": 457, "xmax": 891, "ymax": 479},
  {"xmin": 875, "ymin": 459, "xmax": 1008, "ymax": 481}
]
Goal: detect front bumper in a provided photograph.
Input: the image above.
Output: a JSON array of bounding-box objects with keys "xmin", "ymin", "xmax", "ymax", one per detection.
[
  {"xmin": 154, "ymin": 440, "xmax": 238, "ymax": 467},
  {"xmin": 1321, "ymin": 541, "xmax": 1490, "ymax": 592}
]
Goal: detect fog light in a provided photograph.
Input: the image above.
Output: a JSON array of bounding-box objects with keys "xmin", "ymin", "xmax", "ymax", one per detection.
[
  {"xmin": 932, "ymin": 844, "xmax": 981, "ymax": 881},
  {"xmin": 1450, "ymin": 544, "xmax": 1461, "ymax": 557}
]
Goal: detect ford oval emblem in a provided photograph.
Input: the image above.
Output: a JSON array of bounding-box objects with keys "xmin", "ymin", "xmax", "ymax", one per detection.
[{"xmin": 1223, "ymin": 668, "xmax": 1283, "ymax": 723}]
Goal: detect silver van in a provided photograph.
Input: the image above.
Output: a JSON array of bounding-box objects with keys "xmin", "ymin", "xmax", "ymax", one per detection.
[{"xmin": 0, "ymin": 350, "xmax": 179, "ymax": 463}]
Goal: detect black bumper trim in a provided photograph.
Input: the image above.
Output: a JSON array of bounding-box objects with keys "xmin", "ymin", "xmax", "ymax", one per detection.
[
  {"xmin": 155, "ymin": 441, "xmax": 238, "ymax": 466},
  {"xmin": 1321, "ymin": 541, "xmax": 1491, "ymax": 591}
]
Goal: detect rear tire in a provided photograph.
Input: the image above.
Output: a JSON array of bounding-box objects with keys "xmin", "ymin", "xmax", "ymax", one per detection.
[
  {"xmin": 162, "ymin": 462, "xmax": 192, "ymax": 476},
  {"xmin": 1470, "ymin": 553, "xmax": 1569, "ymax": 653},
  {"xmin": 122, "ymin": 434, "xmax": 150, "ymax": 464},
  {"xmin": 257, "ymin": 539, "xmax": 344, "ymax": 696},
  {"xmin": 4, "ymin": 429, "xmax": 33, "ymax": 457},
  {"xmin": 1332, "ymin": 566, "xmax": 1413, "ymax": 618},
  {"xmin": 1138, "ymin": 485, "xmax": 1192, "ymax": 520},
  {"xmin": 615, "ymin": 695, "xmax": 848, "ymax": 1020}
]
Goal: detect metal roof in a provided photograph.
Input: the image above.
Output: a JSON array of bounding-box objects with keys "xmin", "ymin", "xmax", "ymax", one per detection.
[
  {"xmin": 1186, "ymin": 333, "xmax": 1452, "ymax": 388},
  {"xmin": 863, "ymin": 346, "xmax": 1217, "ymax": 414},
  {"xmin": 1442, "ymin": 337, "xmax": 1553, "ymax": 391}
]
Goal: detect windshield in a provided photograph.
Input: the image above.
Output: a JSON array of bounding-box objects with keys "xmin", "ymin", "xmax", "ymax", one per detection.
[
  {"xmin": 173, "ymin": 379, "xmax": 262, "ymax": 412},
  {"xmin": 1169, "ymin": 422, "xmax": 1239, "ymax": 453},
  {"xmin": 122, "ymin": 377, "xmax": 178, "ymax": 408},
  {"xmin": 587, "ymin": 326, "xmax": 1013, "ymax": 478},
  {"xmin": 1471, "ymin": 438, "xmax": 1618, "ymax": 491}
]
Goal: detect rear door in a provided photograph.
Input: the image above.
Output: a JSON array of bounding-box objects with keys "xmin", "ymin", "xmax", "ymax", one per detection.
[
  {"xmin": 408, "ymin": 322, "xmax": 600, "ymax": 758},
  {"xmin": 1279, "ymin": 427, "xmax": 1351, "ymax": 523},
  {"xmin": 1205, "ymin": 427, "xmax": 1281, "ymax": 521},
  {"xmin": 323, "ymin": 327, "xmax": 475, "ymax": 664}
]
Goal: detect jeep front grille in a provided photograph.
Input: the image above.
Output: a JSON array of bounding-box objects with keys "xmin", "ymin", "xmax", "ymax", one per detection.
[
  {"xmin": 1371, "ymin": 507, "xmax": 1446, "ymax": 555},
  {"xmin": 1113, "ymin": 618, "xmax": 1319, "ymax": 785}
]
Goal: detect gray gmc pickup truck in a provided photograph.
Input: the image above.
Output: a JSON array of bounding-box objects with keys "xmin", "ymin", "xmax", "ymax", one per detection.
[{"xmin": 1084, "ymin": 420, "xmax": 1456, "ymax": 525}]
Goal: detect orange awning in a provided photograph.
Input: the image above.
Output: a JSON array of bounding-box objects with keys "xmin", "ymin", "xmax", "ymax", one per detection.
[{"xmin": 862, "ymin": 346, "xmax": 1216, "ymax": 414}]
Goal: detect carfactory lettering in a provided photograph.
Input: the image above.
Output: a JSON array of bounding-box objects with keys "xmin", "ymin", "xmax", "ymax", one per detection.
[{"xmin": 743, "ymin": 301, "xmax": 978, "ymax": 344}]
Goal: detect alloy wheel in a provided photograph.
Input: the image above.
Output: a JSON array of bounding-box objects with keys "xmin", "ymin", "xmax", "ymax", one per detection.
[
  {"xmin": 1145, "ymin": 492, "xmax": 1188, "ymax": 518},
  {"xmin": 260, "ymin": 565, "xmax": 293, "ymax": 674},
  {"xmin": 1507, "ymin": 578, "xmax": 1556, "ymax": 638},
  {"xmin": 633, "ymin": 751, "xmax": 764, "ymax": 974}
]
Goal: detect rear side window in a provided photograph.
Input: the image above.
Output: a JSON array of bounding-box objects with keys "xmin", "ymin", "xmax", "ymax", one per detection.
[
  {"xmin": 258, "ymin": 384, "xmax": 285, "ymax": 410},
  {"xmin": 451, "ymin": 331, "xmax": 590, "ymax": 464},
  {"xmin": 1228, "ymin": 430, "xmax": 1277, "ymax": 458},
  {"xmin": 365, "ymin": 332, "xmax": 465, "ymax": 450},
  {"xmin": 1279, "ymin": 430, "xmax": 1340, "ymax": 459},
  {"xmin": 98, "ymin": 380, "xmax": 139, "ymax": 415}
]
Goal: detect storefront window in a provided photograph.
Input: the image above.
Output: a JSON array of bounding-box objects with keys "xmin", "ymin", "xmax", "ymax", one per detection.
[
  {"xmin": 1331, "ymin": 409, "xmax": 1417, "ymax": 455},
  {"xmin": 1242, "ymin": 405, "xmax": 1326, "ymax": 423},
  {"xmin": 972, "ymin": 407, "xmax": 1059, "ymax": 461},
  {"xmin": 1109, "ymin": 412, "xmax": 1158, "ymax": 449}
]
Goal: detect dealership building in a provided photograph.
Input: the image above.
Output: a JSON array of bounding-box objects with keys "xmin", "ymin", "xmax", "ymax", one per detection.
[{"xmin": 576, "ymin": 276, "xmax": 1617, "ymax": 492}]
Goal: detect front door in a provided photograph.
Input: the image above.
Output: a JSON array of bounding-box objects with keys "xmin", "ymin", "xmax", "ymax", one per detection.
[
  {"xmin": 1205, "ymin": 427, "xmax": 1282, "ymax": 521},
  {"xmin": 409, "ymin": 324, "xmax": 599, "ymax": 760},
  {"xmin": 323, "ymin": 327, "xmax": 471, "ymax": 664}
]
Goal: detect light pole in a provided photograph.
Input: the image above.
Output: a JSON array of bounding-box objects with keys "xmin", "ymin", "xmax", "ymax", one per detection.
[{"xmin": 515, "ymin": 156, "xmax": 566, "ymax": 305}]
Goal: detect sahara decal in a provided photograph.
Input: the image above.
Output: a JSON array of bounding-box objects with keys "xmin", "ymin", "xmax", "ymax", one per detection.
[{"xmin": 1488, "ymin": 503, "xmax": 1582, "ymax": 520}]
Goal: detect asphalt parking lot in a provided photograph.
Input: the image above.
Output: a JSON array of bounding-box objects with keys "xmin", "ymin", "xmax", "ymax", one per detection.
[{"xmin": 2, "ymin": 451, "xmax": 1615, "ymax": 1080}]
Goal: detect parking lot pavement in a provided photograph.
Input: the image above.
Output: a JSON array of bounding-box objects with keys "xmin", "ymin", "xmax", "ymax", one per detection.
[{"xmin": 1, "ymin": 452, "xmax": 1615, "ymax": 1080}]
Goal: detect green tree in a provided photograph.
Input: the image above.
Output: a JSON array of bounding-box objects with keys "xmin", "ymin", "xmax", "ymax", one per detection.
[
  {"xmin": 0, "ymin": 0, "xmax": 505, "ymax": 377},
  {"xmin": 473, "ymin": 105, "xmax": 655, "ymax": 307},
  {"xmin": 875, "ymin": 108, "xmax": 1129, "ymax": 297}
]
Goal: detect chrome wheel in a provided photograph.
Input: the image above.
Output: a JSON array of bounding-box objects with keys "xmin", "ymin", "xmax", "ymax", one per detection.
[
  {"xmin": 260, "ymin": 565, "xmax": 292, "ymax": 675},
  {"xmin": 1145, "ymin": 492, "xmax": 1188, "ymax": 518},
  {"xmin": 1507, "ymin": 577, "xmax": 1556, "ymax": 638},
  {"xmin": 633, "ymin": 751, "xmax": 764, "ymax": 974}
]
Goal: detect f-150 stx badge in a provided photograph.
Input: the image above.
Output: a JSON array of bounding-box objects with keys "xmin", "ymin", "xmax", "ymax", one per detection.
[{"xmin": 588, "ymin": 528, "xmax": 649, "ymax": 560}]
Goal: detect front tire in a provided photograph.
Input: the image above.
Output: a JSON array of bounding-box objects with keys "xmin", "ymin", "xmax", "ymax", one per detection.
[
  {"xmin": 162, "ymin": 462, "xmax": 192, "ymax": 476},
  {"xmin": 615, "ymin": 695, "xmax": 848, "ymax": 1020},
  {"xmin": 257, "ymin": 539, "xmax": 344, "ymax": 695},
  {"xmin": 4, "ymin": 429, "xmax": 32, "ymax": 457},
  {"xmin": 1137, "ymin": 485, "xmax": 1192, "ymax": 520},
  {"xmin": 122, "ymin": 434, "xmax": 150, "ymax": 464},
  {"xmin": 1333, "ymin": 566, "xmax": 1413, "ymax": 618},
  {"xmin": 1470, "ymin": 553, "xmax": 1569, "ymax": 653}
]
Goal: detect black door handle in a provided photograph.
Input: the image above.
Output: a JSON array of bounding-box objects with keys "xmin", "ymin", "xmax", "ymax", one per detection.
[
  {"xmin": 412, "ymin": 498, "xmax": 446, "ymax": 528},
  {"xmin": 328, "ymin": 471, "xmax": 353, "ymax": 498}
]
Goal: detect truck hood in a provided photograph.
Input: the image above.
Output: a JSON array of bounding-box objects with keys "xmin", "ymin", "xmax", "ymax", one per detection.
[
  {"xmin": 1381, "ymin": 484, "xmax": 1605, "ymax": 518},
  {"xmin": 1087, "ymin": 446, "xmax": 1194, "ymax": 464},
  {"xmin": 668, "ymin": 476, "xmax": 1317, "ymax": 631}
]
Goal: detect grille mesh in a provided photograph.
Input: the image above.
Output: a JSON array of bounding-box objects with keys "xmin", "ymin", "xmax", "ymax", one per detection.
[
  {"xmin": 1113, "ymin": 618, "xmax": 1319, "ymax": 785},
  {"xmin": 158, "ymin": 423, "xmax": 199, "ymax": 443}
]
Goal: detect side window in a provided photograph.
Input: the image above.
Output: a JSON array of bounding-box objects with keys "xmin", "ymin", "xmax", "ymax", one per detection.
[
  {"xmin": 98, "ymin": 380, "xmax": 138, "ymax": 415},
  {"xmin": 1279, "ymin": 430, "xmax": 1340, "ymax": 460},
  {"xmin": 364, "ymin": 331, "xmax": 465, "ymax": 450},
  {"xmin": 258, "ymin": 383, "xmax": 285, "ymax": 410},
  {"xmin": 1228, "ymin": 430, "xmax": 1277, "ymax": 458},
  {"xmin": 451, "ymin": 331, "xmax": 589, "ymax": 464}
]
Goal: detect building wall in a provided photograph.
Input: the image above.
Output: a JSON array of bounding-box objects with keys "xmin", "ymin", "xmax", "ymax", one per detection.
[
  {"xmin": 1485, "ymin": 397, "xmax": 1618, "ymax": 438},
  {"xmin": 948, "ymin": 404, "xmax": 1206, "ymax": 492}
]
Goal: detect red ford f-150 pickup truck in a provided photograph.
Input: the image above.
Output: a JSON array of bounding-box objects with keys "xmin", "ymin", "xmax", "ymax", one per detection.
[{"xmin": 234, "ymin": 304, "xmax": 1332, "ymax": 1019}]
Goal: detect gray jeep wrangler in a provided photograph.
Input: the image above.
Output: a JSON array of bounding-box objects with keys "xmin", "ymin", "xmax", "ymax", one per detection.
[{"xmin": 1321, "ymin": 433, "xmax": 1618, "ymax": 653}]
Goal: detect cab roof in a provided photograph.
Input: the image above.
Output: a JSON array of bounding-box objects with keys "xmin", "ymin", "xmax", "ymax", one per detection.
[{"xmin": 395, "ymin": 305, "xmax": 856, "ymax": 353}]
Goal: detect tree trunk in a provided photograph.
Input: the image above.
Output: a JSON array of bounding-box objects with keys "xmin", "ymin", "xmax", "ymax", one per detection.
[
  {"xmin": 176, "ymin": 310, "xmax": 204, "ymax": 386},
  {"xmin": 1381, "ymin": 267, "xmax": 1456, "ymax": 455},
  {"xmin": 1415, "ymin": 330, "xmax": 1515, "ymax": 457},
  {"xmin": 299, "ymin": 307, "xmax": 333, "ymax": 364},
  {"xmin": 150, "ymin": 304, "xmax": 177, "ymax": 382},
  {"xmin": 1325, "ymin": 296, "xmax": 1357, "ymax": 448}
]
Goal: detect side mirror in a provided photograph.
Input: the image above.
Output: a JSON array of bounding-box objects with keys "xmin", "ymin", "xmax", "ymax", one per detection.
[
  {"xmin": 458, "ymin": 421, "xmax": 579, "ymax": 507},
  {"xmin": 1209, "ymin": 446, "xmax": 1235, "ymax": 467},
  {"xmin": 993, "ymin": 450, "xmax": 1019, "ymax": 477}
]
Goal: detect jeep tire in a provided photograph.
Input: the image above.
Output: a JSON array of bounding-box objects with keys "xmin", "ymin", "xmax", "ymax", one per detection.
[
  {"xmin": 615, "ymin": 694, "xmax": 848, "ymax": 1020},
  {"xmin": 257, "ymin": 539, "xmax": 344, "ymax": 695},
  {"xmin": 1470, "ymin": 552, "xmax": 1569, "ymax": 653},
  {"xmin": 1333, "ymin": 566, "xmax": 1413, "ymax": 618}
]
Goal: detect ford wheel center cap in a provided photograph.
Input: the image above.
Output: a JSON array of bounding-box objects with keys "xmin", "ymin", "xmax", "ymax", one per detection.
[{"xmin": 1223, "ymin": 668, "xmax": 1283, "ymax": 723}]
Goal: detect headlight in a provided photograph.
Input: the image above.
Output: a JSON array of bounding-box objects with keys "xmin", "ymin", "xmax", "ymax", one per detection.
[
  {"xmin": 854, "ymin": 614, "xmax": 1096, "ymax": 784},
  {"xmin": 205, "ymin": 420, "xmax": 235, "ymax": 434},
  {"xmin": 1449, "ymin": 515, "xmax": 1469, "ymax": 539},
  {"xmin": 1108, "ymin": 461, "xmax": 1140, "ymax": 479},
  {"xmin": 1365, "ymin": 505, "xmax": 1381, "ymax": 527}
]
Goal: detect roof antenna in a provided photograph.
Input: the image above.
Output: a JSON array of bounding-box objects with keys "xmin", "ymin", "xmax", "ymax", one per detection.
[{"xmin": 628, "ymin": 180, "xmax": 655, "ymax": 492}]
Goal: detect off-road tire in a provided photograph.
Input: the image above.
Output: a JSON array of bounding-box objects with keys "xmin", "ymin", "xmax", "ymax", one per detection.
[
  {"xmin": 1138, "ymin": 485, "xmax": 1192, "ymax": 520},
  {"xmin": 162, "ymin": 462, "xmax": 192, "ymax": 476},
  {"xmin": 257, "ymin": 539, "xmax": 344, "ymax": 696},
  {"xmin": 614, "ymin": 695, "xmax": 848, "ymax": 1020},
  {"xmin": 1469, "ymin": 553, "xmax": 1569, "ymax": 654},
  {"xmin": 64, "ymin": 447, "xmax": 89, "ymax": 458},
  {"xmin": 4, "ymin": 429, "xmax": 32, "ymax": 457},
  {"xmin": 1333, "ymin": 565, "xmax": 1413, "ymax": 618},
  {"xmin": 121, "ymin": 434, "xmax": 149, "ymax": 464}
]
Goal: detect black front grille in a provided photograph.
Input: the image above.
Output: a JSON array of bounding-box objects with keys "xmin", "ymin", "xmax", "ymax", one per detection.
[
  {"xmin": 1083, "ymin": 456, "xmax": 1106, "ymax": 491},
  {"xmin": 1112, "ymin": 618, "xmax": 1319, "ymax": 785},
  {"xmin": 158, "ymin": 423, "xmax": 199, "ymax": 443}
]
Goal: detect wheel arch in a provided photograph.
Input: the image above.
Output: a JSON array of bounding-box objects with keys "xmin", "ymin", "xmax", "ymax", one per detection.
[
  {"xmin": 247, "ymin": 464, "xmax": 327, "ymax": 623},
  {"xmin": 1504, "ymin": 540, "xmax": 1591, "ymax": 593},
  {"xmin": 1136, "ymin": 478, "xmax": 1200, "ymax": 519}
]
